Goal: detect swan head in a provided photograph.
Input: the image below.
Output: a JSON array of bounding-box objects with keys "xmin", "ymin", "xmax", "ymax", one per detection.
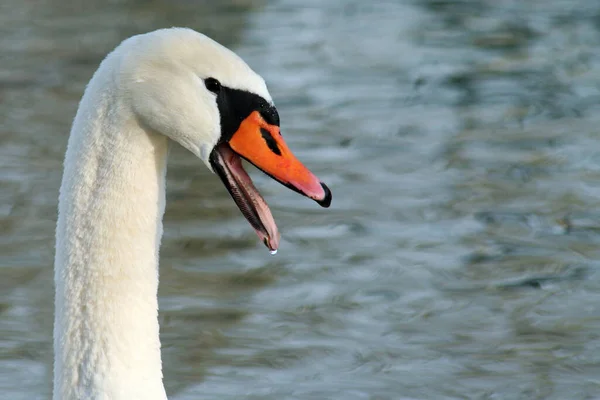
[{"xmin": 118, "ymin": 28, "xmax": 331, "ymax": 251}]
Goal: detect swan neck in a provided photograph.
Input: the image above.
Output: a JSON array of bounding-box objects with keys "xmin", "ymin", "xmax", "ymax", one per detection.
[{"xmin": 53, "ymin": 69, "xmax": 169, "ymax": 400}]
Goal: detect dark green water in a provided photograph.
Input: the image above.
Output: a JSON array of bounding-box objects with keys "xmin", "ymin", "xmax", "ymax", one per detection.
[{"xmin": 2, "ymin": 0, "xmax": 600, "ymax": 399}]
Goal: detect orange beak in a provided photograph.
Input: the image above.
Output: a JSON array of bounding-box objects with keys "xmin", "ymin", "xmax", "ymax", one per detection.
[
  {"xmin": 209, "ymin": 110, "xmax": 331, "ymax": 252},
  {"xmin": 228, "ymin": 111, "xmax": 331, "ymax": 207}
]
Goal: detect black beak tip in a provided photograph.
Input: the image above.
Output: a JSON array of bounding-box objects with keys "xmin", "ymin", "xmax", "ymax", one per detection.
[{"xmin": 316, "ymin": 182, "xmax": 332, "ymax": 208}]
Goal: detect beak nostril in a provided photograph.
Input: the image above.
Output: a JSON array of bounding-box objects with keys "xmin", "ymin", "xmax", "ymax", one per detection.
[{"xmin": 259, "ymin": 127, "xmax": 282, "ymax": 156}]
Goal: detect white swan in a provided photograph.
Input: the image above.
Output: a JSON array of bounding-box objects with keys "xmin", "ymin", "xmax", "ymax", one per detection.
[{"xmin": 53, "ymin": 28, "xmax": 331, "ymax": 400}]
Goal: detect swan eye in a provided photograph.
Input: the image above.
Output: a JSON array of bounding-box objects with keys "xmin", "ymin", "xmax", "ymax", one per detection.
[{"xmin": 204, "ymin": 77, "xmax": 221, "ymax": 94}]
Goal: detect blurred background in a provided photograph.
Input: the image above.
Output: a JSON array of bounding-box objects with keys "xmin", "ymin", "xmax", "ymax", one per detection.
[{"xmin": 1, "ymin": 0, "xmax": 600, "ymax": 399}]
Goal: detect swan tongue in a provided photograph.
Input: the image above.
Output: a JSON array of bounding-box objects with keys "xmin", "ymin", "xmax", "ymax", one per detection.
[{"xmin": 210, "ymin": 143, "xmax": 280, "ymax": 251}]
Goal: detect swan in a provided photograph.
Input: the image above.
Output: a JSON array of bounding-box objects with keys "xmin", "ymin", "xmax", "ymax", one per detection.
[{"xmin": 53, "ymin": 27, "xmax": 331, "ymax": 400}]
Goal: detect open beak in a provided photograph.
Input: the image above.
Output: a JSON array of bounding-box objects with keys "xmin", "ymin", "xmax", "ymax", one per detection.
[{"xmin": 209, "ymin": 111, "xmax": 331, "ymax": 252}]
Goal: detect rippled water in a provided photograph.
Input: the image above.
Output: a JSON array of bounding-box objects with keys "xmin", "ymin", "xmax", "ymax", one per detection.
[{"xmin": 2, "ymin": 0, "xmax": 600, "ymax": 399}]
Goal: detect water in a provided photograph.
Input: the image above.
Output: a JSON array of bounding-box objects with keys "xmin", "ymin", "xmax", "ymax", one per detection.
[{"xmin": 2, "ymin": 0, "xmax": 600, "ymax": 399}]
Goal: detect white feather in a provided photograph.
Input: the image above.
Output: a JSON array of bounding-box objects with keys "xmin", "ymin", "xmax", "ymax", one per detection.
[{"xmin": 53, "ymin": 28, "xmax": 271, "ymax": 400}]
